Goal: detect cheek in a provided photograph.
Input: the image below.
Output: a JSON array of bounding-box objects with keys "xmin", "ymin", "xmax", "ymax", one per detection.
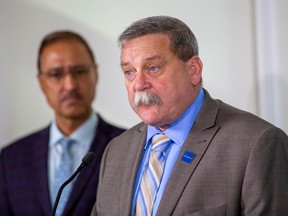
[
  {"xmin": 125, "ymin": 86, "xmax": 136, "ymax": 107},
  {"xmin": 125, "ymin": 82, "xmax": 133, "ymax": 96},
  {"xmin": 127, "ymin": 89, "xmax": 135, "ymax": 104},
  {"xmin": 84, "ymin": 73, "xmax": 97, "ymax": 93},
  {"xmin": 157, "ymin": 81, "xmax": 179, "ymax": 104},
  {"xmin": 44, "ymin": 89, "xmax": 59, "ymax": 108},
  {"xmin": 82, "ymin": 82, "xmax": 96, "ymax": 100}
]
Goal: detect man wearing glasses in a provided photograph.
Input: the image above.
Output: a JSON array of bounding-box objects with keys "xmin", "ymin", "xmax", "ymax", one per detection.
[{"xmin": 0, "ymin": 31, "xmax": 125, "ymax": 216}]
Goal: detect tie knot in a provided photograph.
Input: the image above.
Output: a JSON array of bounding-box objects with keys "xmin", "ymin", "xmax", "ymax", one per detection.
[
  {"xmin": 151, "ymin": 134, "xmax": 171, "ymax": 152},
  {"xmin": 59, "ymin": 138, "xmax": 74, "ymax": 152}
]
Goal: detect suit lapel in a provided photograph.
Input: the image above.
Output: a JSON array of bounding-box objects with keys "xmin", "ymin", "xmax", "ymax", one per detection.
[
  {"xmin": 157, "ymin": 90, "xmax": 221, "ymax": 215},
  {"xmin": 64, "ymin": 136, "xmax": 98, "ymax": 213},
  {"xmin": 64, "ymin": 117, "xmax": 110, "ymax": 213},
  {"xmin": 158, "ymin": 125, "xmax": 219, "ymax": 215},
  {"xmin": 119, "ymin": 124, "xmax": 147, "ymax": 215},
  {"xmin": 33, "ymin": 127, "xmax": 52, "ymax": 216}
]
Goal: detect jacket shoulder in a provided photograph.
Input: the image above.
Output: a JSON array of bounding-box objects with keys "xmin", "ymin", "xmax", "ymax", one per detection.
[{"xmin": 1, "ymin": 126, "xmax": 49, "ymax": 155}]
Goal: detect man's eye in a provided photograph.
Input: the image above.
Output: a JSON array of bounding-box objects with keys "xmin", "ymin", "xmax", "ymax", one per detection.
[
  {"xmin": 73, "ymin": 68, "xmax": 86, "ymax": 75},
  {"xmin": 48, "ymin": 71, "xmax": 63, "ymax": 79},
  {"xmin": 124, "ymin": 70, "xmax": 133, "ymax": 77},
  {"xmin": 149, "ymin": 66, "xmax": 159, "ymax": 73},
  {"xmin": 72, "ymin": 66, "xmax": 89, "ymax": 75}
]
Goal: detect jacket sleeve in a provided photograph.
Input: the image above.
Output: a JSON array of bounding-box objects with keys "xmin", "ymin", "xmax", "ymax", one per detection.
[{"xmin": 241, "ymin": 126, "xmax": 288, "ymax": 215}]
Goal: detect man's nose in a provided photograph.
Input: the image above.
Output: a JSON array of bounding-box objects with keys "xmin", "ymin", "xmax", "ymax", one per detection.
[
  {"xmin": 134, "ymin": 71, "xmax": 150, "ymax": 91},
  {"xmin": 62, "ymin": 72, "xmax": 77, "ymax": 90}
]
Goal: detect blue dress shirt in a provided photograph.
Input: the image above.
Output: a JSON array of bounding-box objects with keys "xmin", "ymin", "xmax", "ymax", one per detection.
[
  {"xmin": 48, "ymin": 113, "xmax": 98, "ymax": 204},
  {"xmin": 132, "ymin": 88, "xmax": 204, "ymax": 216}
]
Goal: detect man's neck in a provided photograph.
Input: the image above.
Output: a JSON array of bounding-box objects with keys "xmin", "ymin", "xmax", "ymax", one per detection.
[{"xmin": 56, "ymin": 113, "xmax": 92, "ymax": 136}]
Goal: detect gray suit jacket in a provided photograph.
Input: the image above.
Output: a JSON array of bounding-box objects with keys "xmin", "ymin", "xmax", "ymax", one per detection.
[{"xmin": 92, "ymin": 90, "xmax": 288, "ymax": 216}]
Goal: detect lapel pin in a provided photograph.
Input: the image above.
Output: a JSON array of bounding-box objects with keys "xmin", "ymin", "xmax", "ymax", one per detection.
[{"xmin": 181, "ymin": 151, "xmax": 195, "ymax": 164}]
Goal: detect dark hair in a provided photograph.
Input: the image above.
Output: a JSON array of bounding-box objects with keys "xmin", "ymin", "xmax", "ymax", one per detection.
[
  {"xmin": 118, "ymin": 16, "xmax": 199, "ymax": 61},
  {"xmin": 37, "ymin": 30, "xmax": 96, "ymax": 74}
]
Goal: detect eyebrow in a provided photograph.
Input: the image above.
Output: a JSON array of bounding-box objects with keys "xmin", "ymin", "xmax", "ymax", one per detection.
[{"xmin": 120, "ymin": 54, "xmax": 165, "ymax": 67}]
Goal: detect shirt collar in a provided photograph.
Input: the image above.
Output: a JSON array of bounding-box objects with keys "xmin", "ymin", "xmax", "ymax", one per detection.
[
  {"xmin": 49, "ymin": 113, "xmax": 99, "ymax": 148},
  {"xmin": 146, "ymin": 88, "xmax": 204, "ymax": 148}
]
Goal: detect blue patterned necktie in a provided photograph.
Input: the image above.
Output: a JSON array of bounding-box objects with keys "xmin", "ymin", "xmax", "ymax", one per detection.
[
  {"xmin": 53, "ymin": 138, "xmax": 74, "ymax": 216},
  {"xmin": 136, "ymin": 134, "xmax": 172, "ymax": 216}
]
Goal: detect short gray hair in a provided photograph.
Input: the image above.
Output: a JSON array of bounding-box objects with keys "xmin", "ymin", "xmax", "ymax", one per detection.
[{"xmin": 118, "ymin": 16, "xmax": 199, "ymax": 61}]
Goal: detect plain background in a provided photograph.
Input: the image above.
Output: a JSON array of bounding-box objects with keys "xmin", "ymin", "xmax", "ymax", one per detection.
[{"xmin": 0, "ymin": 0, "xmax": 287, "ymax": 149}]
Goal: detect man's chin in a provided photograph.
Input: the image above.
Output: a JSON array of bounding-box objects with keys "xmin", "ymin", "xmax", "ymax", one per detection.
[
  {"xmin": 61, "ymin": 109, "xmax": 90, "ymax": 120},
  {"xmin": 137, "ymin": 111, "xmax": 161, "ymax": 125}
]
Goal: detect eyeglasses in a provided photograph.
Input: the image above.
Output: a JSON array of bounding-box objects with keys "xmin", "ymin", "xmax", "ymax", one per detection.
[{"xmin": 39, "ymin": 64, "xmax": 94, "ymax": 84}]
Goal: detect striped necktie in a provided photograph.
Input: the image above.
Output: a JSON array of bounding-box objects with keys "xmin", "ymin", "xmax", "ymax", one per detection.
[
  {"xmin": 53, "ymin": 138, "xmax": 74, "ymax": 216},
  {"xmin": 136, "ymin": 134, "xmax": 171, "ymax": 216}
]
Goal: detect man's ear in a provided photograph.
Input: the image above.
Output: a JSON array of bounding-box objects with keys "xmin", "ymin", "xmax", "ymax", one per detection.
[
  {"xmin": 93, "ymin": 64, "xmax": 99, "ymax": 85},
  {"xmin": 187, "ymin": 55, "xmax": 203, "ymax": 86}
]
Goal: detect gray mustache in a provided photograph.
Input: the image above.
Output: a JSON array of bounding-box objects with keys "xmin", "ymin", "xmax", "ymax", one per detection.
[{"xmin": 134, "ymin": 91, "xmax": 162, "ymax": 107}]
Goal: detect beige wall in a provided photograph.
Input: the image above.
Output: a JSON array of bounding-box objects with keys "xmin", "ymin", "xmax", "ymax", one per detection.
[{"xmin": 0, "ymin": 0, "xmax": 287, "ymax": 149}]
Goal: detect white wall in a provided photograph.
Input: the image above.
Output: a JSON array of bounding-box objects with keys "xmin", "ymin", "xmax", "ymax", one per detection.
[
  {"xmin": 255, "ymin": 0, "xmax": 288, "ymax": 133},
  {"xmin": 0, "ymin": 0, "xmax": 287, "ymax": 149}
]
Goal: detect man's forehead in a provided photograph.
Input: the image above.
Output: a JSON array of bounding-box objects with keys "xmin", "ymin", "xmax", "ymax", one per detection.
[{"xmin": 120, "ymin": 53, "xmax": 166, "ymax": 67}]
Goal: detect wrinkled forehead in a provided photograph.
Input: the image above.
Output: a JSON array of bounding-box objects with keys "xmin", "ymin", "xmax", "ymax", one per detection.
[{"xmin": 120, "ymin": 34, "xmax": 172, "ymax": 65}]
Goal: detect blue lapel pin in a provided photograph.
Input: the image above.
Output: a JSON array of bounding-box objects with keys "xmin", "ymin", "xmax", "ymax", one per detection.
[{"xmin": 181, "ymin": 151, "xmax": 195, "ymax": 164}]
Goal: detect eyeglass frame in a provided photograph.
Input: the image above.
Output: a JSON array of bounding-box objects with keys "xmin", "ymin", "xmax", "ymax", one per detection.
[{"xmin": 38, "ymin": 64, "xmax": 96, "ymax": 84}]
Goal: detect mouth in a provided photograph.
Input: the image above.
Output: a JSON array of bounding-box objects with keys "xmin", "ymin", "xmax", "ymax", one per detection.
[
  {"xmin": 134, "ymin": 102, "xmax": 159, "ymax": 108},
  {"xmin": 61, "ymin": 92, "xmax": 83, "ymax": 103}
]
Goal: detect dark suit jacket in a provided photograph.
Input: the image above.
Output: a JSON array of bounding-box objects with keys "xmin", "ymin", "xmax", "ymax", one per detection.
[
  {"xmin": 92, "ymin": 90, "xmax": 288, "ymax": 216},
  {"xmin": 0, "ymin": 115, "xmax": 125, "ymax": 216}
]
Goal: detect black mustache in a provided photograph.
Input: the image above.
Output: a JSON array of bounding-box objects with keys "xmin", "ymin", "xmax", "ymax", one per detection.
[{"xmin": 60, "ymin": 91, "xmax": 83, "ymax": 102}]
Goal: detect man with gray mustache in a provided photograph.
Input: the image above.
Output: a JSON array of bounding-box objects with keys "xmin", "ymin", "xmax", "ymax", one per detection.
[{"xmin": 92, "ymin": 16, "xmax": 288, "ymax": 216}]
